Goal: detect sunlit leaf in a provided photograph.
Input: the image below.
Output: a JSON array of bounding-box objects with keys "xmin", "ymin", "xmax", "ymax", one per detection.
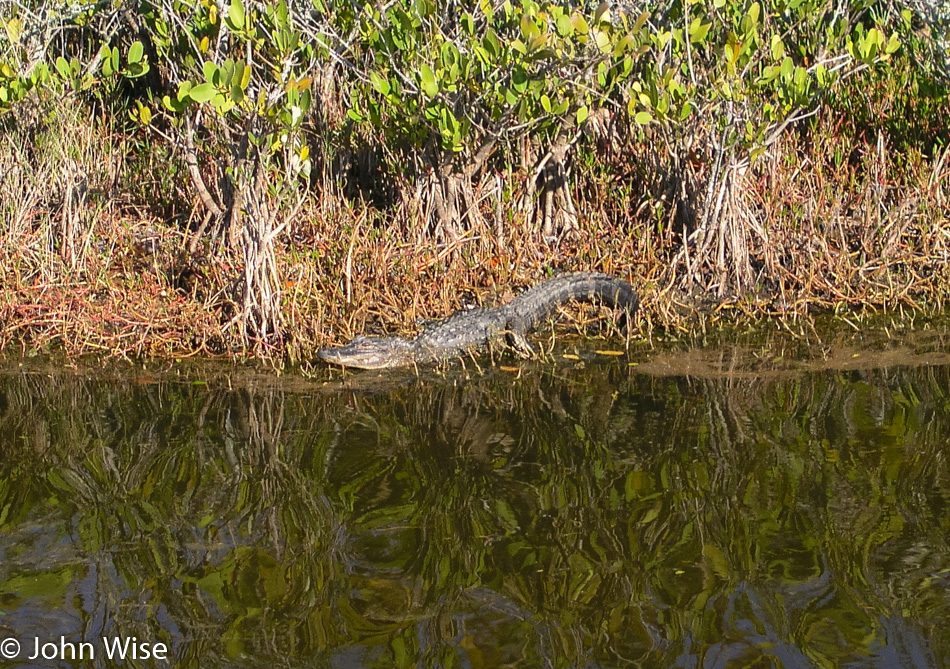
[
  {"xmin": 128, "ymin": 40, "xmax": 144, "ymax": 65},
  {"xmin": 419, "ymin": 64, "xmax": 438, "ymax": 97},
  {"xmin": 228, "ymin": 0, "xmax": 245, "ymax": 30},
  {"xmin": 189, "ymin": 82, "xmax": 217, "ymax": 102}
]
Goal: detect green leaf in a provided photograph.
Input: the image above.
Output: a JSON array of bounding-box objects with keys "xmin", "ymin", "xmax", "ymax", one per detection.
[
  {"xmin": 472, "ymin": 45, "xmax": 489, "ymax": 67},
  {"xmin": 232, "ymin": 60, "xmax": 246, "ymax": 90},
  {"xmin": 519, "ymin": 15, "xmax": 539, "ymax": 40},
  {"xmin": 862, "ymin": 36, "xmax": 878, "ymax": 61},
  {"xmin": 634, "ymin": 111, "xmax": 652, "ymax": 125},
  {"xmin": 440, "ymin": 107, "xmax": 458, "ymax": 134},
  {"xmin": 55, "ymin": 57, "xmax": 70, "ymax": 79},
  {"xmin": 298, "ymin": 88, "xmax": 312, "ymax": 114},
  {"xmin": 771, "ymin": 35, "xmax": 785, "ymax": 62},
  {"xmin": 128, "ymin": 40, "xmax": 144, "ymax": 65},
  {"xmin": 189, "ymin": 82, "xmax": 217, "ymax": 102},
  {"xmin": 885, "ymin": 33, "xmax": 900, "ymax": 55},
  {"xmin": 613, "ymin": 34, "xmax": 634, "ymax": 57},
  {"xmin": 4, "ymin": 17, "xmax": 22, "ymax": 43},
  {"xmin": 571, "ymin": 12, "xmax": 589, "ymax": 36},
  {"xmin": 419, "ymin": 64, "xmax": 438, "ymax": 97},
  {"xmin": 161, "ymin": 94, "xmax": 177, "ymax": 111},
  {"xmin": 219, "ymin": 58, "xmax": 234, "ymax": 86},
  {"xmin": 793, "ymin": 66, "xmax": 807, "ymax": 89},
  {"xmin": 100, "ymin": 45, "xmax": 114, "ymax": 76},
  {"xmin": 441, "ymin": 42, "xmax": 458, "ymax": 68},
  {"xmin": 744, "ymin": 2, "xmax": 760, "ymax": 28},
  {"xmin": 369, "ymin": 71, "xmax": 390, "ymax": 95},
  {"xmin": 689, "ymin": 18, "xmax": 711, "ymax": 44},
  {"xmin": 228, "ymin": 0, "xmax": 245, "ymax": 30},
  {"xmin": 230, "ymin": 79, "xmax": 244, "ymax": 104},
  {"xmin": 780, "ymin": 56, "xmax": 793, "ymax": 79},
  {"xmin": 575, "ymin": 105, "xmax": 589, "ymax": 124},
  {"xmin": 31, "ymin": 62, "xmax": 50, "ymax": 85},
  {"xmin": 556, "ymin": 14, "xmax": 573, "ymax": 37},
  {"xmin": 511, "ymin": 66, "xmax": 528, "ymax": 93},
  {"xmin": 483, "ymin": 30, "xmax": 500, "ymax": 58},
  {"xmin": 203, "ymin": 61, "xmax": 218, "ymax": 85}
]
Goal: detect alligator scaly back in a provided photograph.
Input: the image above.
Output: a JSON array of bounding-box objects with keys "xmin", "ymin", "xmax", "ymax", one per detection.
[
  {"xmin": 317, "ymin": 272, "xmax": 639, "ymax": 369},
  {"xmin": 503, "ymin": 272, "xmax": 639, "ymax": 336}
]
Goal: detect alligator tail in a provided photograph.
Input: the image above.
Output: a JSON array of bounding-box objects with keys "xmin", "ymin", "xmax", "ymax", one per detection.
[{"xmin": 505, "ymin": 272, "xmax": 640, "ymax": 336}]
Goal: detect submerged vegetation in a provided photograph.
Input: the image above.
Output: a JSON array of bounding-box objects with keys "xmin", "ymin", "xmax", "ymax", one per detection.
[{"xmin": 0, "ymin": 0, "xmax": 948, "ymax": 361}]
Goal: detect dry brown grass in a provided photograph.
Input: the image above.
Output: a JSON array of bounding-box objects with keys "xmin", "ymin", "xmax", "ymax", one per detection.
[{"xmin": 0, "ymin": 107, "xmax": 231, "ymax": 358}]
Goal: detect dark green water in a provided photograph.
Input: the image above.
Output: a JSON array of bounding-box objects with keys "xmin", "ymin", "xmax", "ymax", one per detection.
[{"xmin": 1, "ymin": 335, "xmax": 949, "ymax": 668}]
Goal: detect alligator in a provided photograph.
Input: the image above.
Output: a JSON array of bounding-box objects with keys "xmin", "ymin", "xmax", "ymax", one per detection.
[{"xmin": 317, "ymin": 272, "xmax": 639, "ymax": 369}]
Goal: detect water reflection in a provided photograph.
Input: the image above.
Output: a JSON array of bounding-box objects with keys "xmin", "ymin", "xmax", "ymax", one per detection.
[{"xmin": 0, "ymin": 345, "xmax": 948, "ymax": 668}]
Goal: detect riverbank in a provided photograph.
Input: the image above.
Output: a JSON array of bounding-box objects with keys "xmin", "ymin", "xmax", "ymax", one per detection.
[
  {"xmin": 3, "ymin": 106, "xmax": 948, "ymax": 364},
  {"xmin": 1, "ymin": 22, "xmax": 948, "ymax": 364}
]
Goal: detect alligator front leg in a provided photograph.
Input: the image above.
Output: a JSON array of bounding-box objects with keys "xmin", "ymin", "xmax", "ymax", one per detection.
[{"xmin": 506, "ymin": 329, "xmax": 535, "ymax": 358}]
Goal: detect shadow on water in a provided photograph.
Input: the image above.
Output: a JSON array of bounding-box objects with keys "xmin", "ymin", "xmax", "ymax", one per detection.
[{"xmin": 1, "ymin": 324, "xmax": 949, "ymax": 667}]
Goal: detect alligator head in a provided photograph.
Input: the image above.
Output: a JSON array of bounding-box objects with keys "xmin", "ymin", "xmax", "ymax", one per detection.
[{"xmin": 316, "ymin": 335, "xmax": 417, "ymax": 370}]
